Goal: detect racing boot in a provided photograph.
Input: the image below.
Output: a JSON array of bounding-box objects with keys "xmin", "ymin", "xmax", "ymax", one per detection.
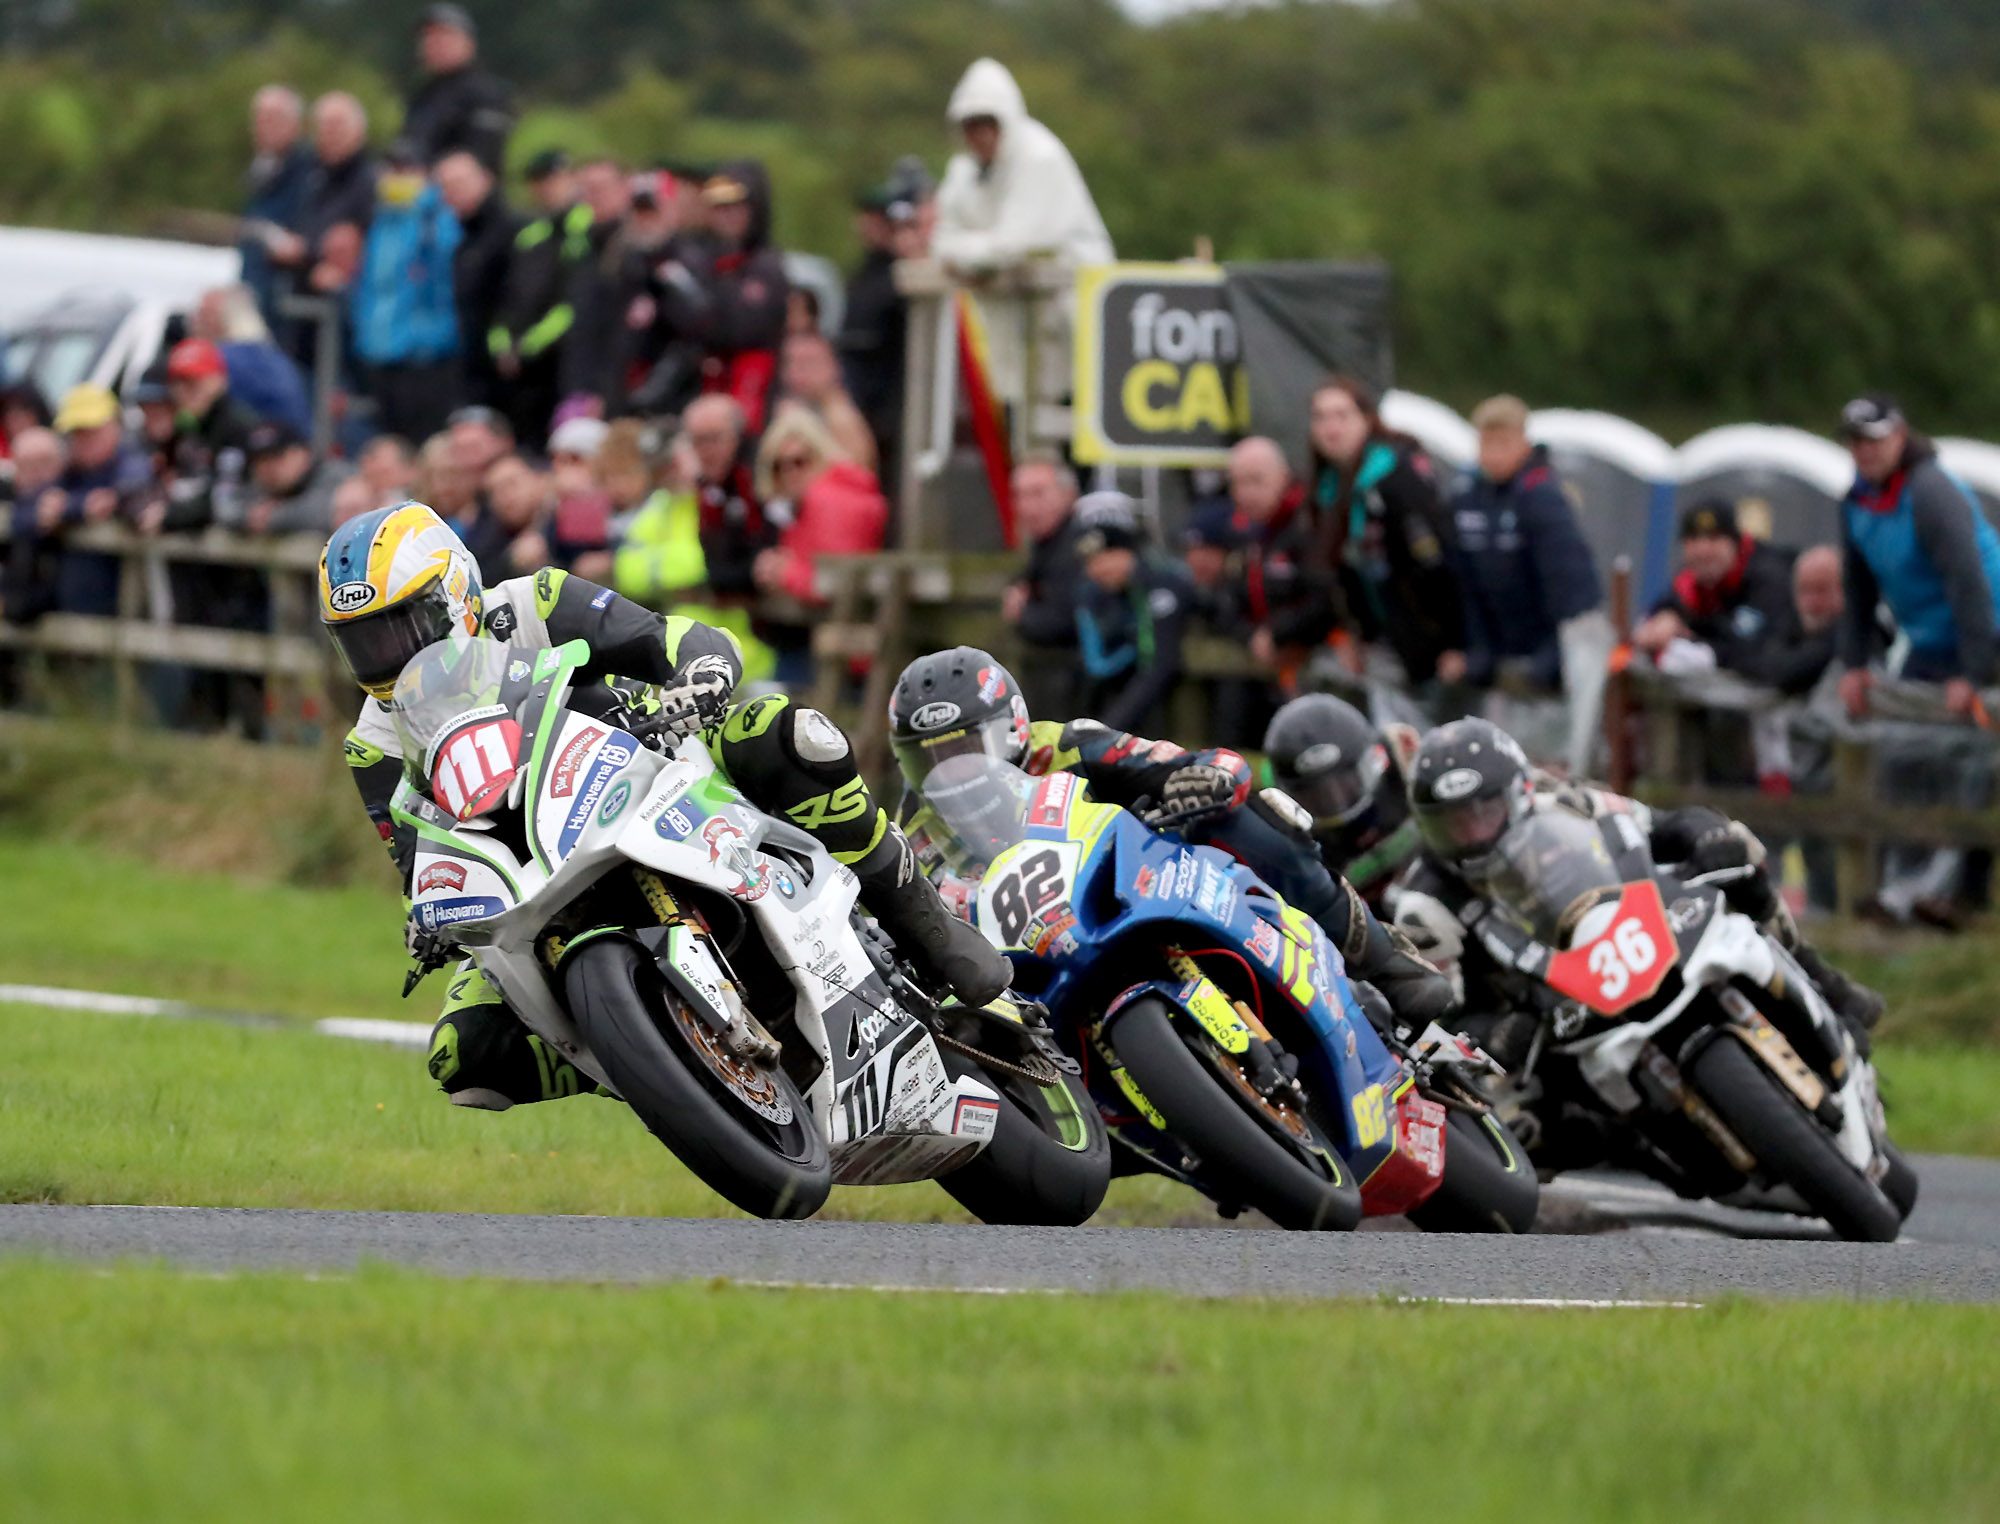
[
  {"xmin": 1791, "ymin": 940, "xmax": 1884, "ymax": 1050},
  {"xmin": 854, "ymin": 823, "xmax": 1012, "ymax": 1007},
  {"xmin": 1345, "ymin": 890, "xmax": 1457, "ymax": 1034}
]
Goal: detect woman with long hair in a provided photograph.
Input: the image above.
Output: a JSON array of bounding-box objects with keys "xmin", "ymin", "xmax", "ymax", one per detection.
[{"xmin": 1304, "ymin": 375, "xmax": 1464, "ymax": 684}]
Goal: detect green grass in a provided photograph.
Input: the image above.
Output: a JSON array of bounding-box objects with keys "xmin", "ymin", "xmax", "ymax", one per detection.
[
  {"xmin": 0, "ymin": 1003, "xmax": 1207, "ymax": 1224},
  {"xmin": 0, "ymin": 1260, "xmax": 1994, "ymax": 1523}
]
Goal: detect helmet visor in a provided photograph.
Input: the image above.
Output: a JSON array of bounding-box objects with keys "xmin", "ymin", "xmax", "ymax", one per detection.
[
  {"xmin": 893, "ymin": 713, "xmax": 1026, "ymax": 792},
  {"xmin": 1286, "ymin": 744, "xmax": 1386, "ymax": 830},
  {"xmin": 328, "ymin": 579, "xmax": 460, "ymax": 698},
  {"xmin": 1415, "ymin": 793, "xmax": 1513, "ymax": 864}
]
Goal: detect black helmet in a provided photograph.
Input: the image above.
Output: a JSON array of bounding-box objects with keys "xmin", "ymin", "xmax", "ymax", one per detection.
[
  {"xmin": 889, "ymin": 646, "xmax": 1031, "ymax": 791},
  {"xmin": 1265, "ymin": 694, "xmax": 1403, "ymax": 840},
  {"xmin": 1408, "ymin": 718, "xmax": 1530, "ymax": 872}
]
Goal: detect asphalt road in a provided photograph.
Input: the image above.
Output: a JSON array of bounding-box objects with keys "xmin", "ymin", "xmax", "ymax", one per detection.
[{"xmin": 2, "ymin": 1154, "xmax": 1996, "ymax": 1304}]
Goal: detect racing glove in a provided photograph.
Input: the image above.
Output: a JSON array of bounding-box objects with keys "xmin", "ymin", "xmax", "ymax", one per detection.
[
  {"xmin": 652, "ymin": 653, "xmax": 737, "ymax": 738},
  {"xmin": 1141, "ymin": 750, "xmax": 1253, "ymax": 831}
]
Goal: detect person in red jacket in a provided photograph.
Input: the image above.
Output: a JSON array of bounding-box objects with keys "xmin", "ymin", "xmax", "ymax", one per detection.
[{"xmin": 752, "ymin": 407, "xmax": 889, "ymax": 606}]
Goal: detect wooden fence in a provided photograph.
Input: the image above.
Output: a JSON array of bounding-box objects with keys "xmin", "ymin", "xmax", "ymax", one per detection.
[{"xmin": 0, "ymin": 522, "xmax": 340, "ymax": 743}]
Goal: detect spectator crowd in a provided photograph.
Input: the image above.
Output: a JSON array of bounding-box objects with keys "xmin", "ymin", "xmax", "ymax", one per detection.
[
  {"xmin": 2, "ymin": 7, "xmax": 1995, "ymax": 928},
  {"xmin": 5, "ymin": 12, "xmax": 1093, "ymax": 711}
]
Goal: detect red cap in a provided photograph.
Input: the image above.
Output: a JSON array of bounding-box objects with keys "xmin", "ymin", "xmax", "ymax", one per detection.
[{"xmin": 166, "ymin": 338, "xmax": 226, "ymax": 382}]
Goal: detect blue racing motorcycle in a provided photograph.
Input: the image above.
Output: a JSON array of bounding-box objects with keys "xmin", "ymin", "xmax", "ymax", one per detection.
[{"xmin": 922, "ymin": 757, "xmax": 1539, "ymax": 1231}]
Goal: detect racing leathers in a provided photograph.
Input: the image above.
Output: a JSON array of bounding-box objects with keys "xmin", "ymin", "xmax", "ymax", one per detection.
[
  {"xmin": 1388, "ymin": 779, "xmax": 1883, "ymax": 1070},
  {"xmin": 902, "ymin": 717, "xmax": 1454, "ymax": 1028},
  {"xmin": 344, "ymin": 567, "xmax": 1005, "ymax": 1109}
]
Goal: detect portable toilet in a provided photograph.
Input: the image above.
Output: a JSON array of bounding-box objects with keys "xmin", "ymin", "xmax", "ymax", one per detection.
[
  {"xmin": 1936, "ymin": 438, "xmax": 2000, "ymax": 528},
  {"xmin": 1674, "ymin": 425, "xmax": 1854, "ymax": 554}
]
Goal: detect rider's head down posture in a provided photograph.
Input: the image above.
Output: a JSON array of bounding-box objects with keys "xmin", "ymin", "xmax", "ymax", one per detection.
[
  {"xmin": 320, "ymin": 504, "xmax": 1009, "ymax": 1110},
  {"xmin": 888, "ymin": 647, "xmax": 1455, "ymax": 1027},
  {"xmin": 1393, "ymin": 717, "xmax": 1881, "ymax": 1038},
  {"xmin": 1262, "ymin": 693, "xmax": 1421, "ymax": 909}
]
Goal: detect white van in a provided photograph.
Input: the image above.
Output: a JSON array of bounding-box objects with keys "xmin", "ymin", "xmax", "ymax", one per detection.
[{"xmin": 0, "ymin": 226, "xmax": 240, "ymax": 403}]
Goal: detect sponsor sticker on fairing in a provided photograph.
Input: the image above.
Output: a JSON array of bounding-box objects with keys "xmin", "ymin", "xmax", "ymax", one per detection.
[
  {"xmin": 1194, "ymin": 863, "xmax": 1237, "ymax": 922},
  {"xmin": 952, "ymin": 1095, "xmax": 1000, "ymax": 1142},
  {"xmin": 416, "ymin": 861, "xmax": 467, "ymax": 895},
  {"xmin": 655, "ymin": 805, "xmax": 695, "ymax": 841},
  {"xmin": 1247, "ymin": 918, "xmax": 1282, "ymax": 966},
  {"xmin": 417, "ymin": 896, "xmax": 508, "ymax": 930},
  {"xmin": 1133, "ymin": 864, "xmax": 1157, "ymax": 898},
  {"xmin": 549, "ymin": 727, "xmax": 607, "ymax": 798},
  {"xmin": 1028, "ymin": 770, "xmax": 1077, "ymax": 828}
]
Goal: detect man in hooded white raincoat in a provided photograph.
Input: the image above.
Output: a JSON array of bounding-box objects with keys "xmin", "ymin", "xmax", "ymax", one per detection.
[{"xmin": 932, "ymin": 58, "xmax": 1113, "ymax": 402}]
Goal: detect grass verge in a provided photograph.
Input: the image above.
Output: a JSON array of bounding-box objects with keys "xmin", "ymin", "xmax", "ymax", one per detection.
[
  {"xmin": 0, "ymin": 1260, "xmax": 1995, "ymax": 1523},
  {"xmin": 0, "ymin": 1003, "xmax": 1208, "ymax": 1224}
]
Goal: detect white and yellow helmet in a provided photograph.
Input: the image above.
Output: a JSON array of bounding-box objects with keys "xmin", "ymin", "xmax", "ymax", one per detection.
[{"xmin": 319, "ymin": 502, "xmax": 482, "ymax": 699}]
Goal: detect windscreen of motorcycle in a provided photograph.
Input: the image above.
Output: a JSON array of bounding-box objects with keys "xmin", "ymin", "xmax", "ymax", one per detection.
[
  {"xmin": 1471, "ymin": 803, "xmax": 1623, "ymax": 946},
  {"xmin": 919, "ymin": 754, "xmax": 1035, "ymax": 876},
  {"xmin": 391, "ymin": 636, "xmax": 535, "ymax": 766}
]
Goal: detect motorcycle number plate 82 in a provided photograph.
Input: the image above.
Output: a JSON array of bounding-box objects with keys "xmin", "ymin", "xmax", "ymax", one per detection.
[
  {"xmin": 980, "ymin": 841, "xmax": 1081, "ymax": 951},
  {"xmin": 1544, "ymin": 880, "xmax": 1675, "ymax": 1016}
]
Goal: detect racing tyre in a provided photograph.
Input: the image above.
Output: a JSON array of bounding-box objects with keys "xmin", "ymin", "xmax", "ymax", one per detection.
[
  {"xmin": 566, "ymin": 938, "xmax": 830, "ymax": 1220},
  {"xmin": 1686, "ymin": 1035, "xmax": 1900, "ymax": 1243},
  {"xmin": 1110, "ymin": 996, "xmax": 1361, "ymax": 1231},
  {"xmin": 1407, "ymin": 1109, "xmax": 1541, "ymax": 1234},
  {"xmin": 936, "ymin": 1047, "xmax": 1111, "ymax": 1226},
  {"xmin": 1878, "ymin": 1138, "xmax": 1921, "ymax": 1221}
]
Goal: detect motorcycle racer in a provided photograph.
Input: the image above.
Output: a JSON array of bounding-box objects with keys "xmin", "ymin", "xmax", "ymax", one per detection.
[
  {"xmin": 321, "ymin": 502, "xmax": 1009, "ymax": 1110},
  {"xmin": 1388, "ymin": 717, "xmax": 1884, "ymax": 1063},
  {"xmin": 1262, "ymin": 692, "xmax": 1424, "ymax": 912},
  {"xmin": 887, "ymin": 645, "xmax": 1454, "ymax": 1027}
]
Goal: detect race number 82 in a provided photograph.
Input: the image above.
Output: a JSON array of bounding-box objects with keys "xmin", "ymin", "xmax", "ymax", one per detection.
[{"xmin": 989, "ymin": 848, "xmax": 1067, "ymax": 946}]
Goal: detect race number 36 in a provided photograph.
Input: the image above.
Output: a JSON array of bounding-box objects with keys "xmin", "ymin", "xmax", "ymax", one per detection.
[{"xmin": 1585, "ymin": 917, "xmax": 1658, "ymax": 1001}]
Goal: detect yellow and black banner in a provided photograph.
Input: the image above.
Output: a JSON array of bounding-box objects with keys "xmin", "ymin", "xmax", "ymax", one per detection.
[{"xmin": 1072, "ymin": 263, "xmax": 1248, "ymax": 467}]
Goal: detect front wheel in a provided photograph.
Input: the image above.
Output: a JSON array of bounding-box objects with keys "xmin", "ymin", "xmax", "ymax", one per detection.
[
  {"xmin": 1110, "ymin": 997, "xmax": 1361, "ymax": 1231},
  {"xmin": 1407, "ymin": 1109, "xmax": 1541, "ymax": 1233},
  {"xmin": 566, "ymin": 938, "xmax": 831, "ymax": 1220},
  {"xmin": 1686, "ymin": 1035, "xmax": 1900, "ymax": 1242},
  {"xmin": 935, "ymin": 1046, "xmax": 1111, "ymax": 1226}
]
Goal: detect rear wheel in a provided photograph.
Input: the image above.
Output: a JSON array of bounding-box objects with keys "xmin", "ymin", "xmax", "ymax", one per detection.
[
  {"xmin": 936, "ymin": 1046, "xmax": 1111, "ymax": 1226},
  {"xmin": 1407, "ymin": 1109, "xmax": 1541, "ymax": 1233},
  {"xmin": 566, "ymin": 938, "xmax": 830, "ymax": 1220},
  {"xmin": 1110, "ymin": 997, "xmax": 1361, "ymax": 1231},
  {"xmin": 1686, "ymin": 1035, "xmax": 1900, "ymax": 1242}
]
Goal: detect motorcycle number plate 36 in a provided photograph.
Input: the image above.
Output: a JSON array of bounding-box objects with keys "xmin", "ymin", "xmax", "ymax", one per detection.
[{"xmin": 1544, "ymin": 879, "xmax": 1676, "ymax": 1016}]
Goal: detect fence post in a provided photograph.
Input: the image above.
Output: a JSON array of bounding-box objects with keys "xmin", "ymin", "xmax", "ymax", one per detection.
[
  {"xmin": 1605, "ymin": 556, "xmax": 1633, "ymax": 791},
  {"xmin": 855, "ymin": 562, "xmax": 912, "ymax": 786},
  {"xmin": 1832, "ymin": 734, "xmax": 1877, "ymax": 916}
]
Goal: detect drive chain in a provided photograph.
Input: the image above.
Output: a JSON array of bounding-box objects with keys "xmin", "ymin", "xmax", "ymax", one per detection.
[{"xmin": 932, "ymin": 1028, "xmax": 1063, "ymax": 1089}]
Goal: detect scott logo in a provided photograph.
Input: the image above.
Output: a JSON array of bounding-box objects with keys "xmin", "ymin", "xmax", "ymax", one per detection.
[
  {"xmin": 416, "ymin": 862, "xmax": 467, "ymax": 894},
  {"xmin": 549, "ymin": 726, "xmax": 606, "ymax": 797},
  {"xmin": 327, "ymin": 581, "xmax": 375, "ymax": 614},
  {"xmin": 910, "ymin": 701, "xmax": 961, "ymax": 731}
]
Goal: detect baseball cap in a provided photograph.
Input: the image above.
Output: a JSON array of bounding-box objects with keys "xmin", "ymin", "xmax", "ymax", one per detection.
[
  {"xmin": 548, "ymin": 416, "xmax": 609, "ymax": 460},
  {"xmin": 165, "ymin": 338, "xmax": 227, "ymax": 382},
  {"xmin": 523, "ymin": 147, "xmax": 570, "ymax": 183},
  {"xmin": 54, "ymin": 383, "xmax": 120, "ymax": 433},
  {"xmin": 245, "ymin": 419, "xmax": 306, "ymax": 461},
  {"xmin": 702, "ymin": 174, "xmax": 750, "ymax": 207},
  {"xmin": 1840, "ymin": 394, "xmax": 1905, "ymax": 441},
  {"xmin": 1678, "ymin": 498, "xmax": 1738, "ymax": 541},
  {"xmin": 1073, "ymin": 490, "xmax": 1143, "ymax": 557},
  {"xmin": 417, "ymin": 3, "xmax": 475, "ymax": 36}
]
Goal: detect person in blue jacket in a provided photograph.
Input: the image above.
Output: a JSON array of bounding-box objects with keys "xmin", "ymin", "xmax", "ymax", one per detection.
[
  {"xmin": 1836, "ymin": 394, "xmax": 2000, "ymax": 719},
  {"xmin": 349, "ymin": 140, "xmax": 464, "ymax": 445},
  {"xmin": 1446, "ymin": 394, "xmax": 1602, "ymax": 692}
]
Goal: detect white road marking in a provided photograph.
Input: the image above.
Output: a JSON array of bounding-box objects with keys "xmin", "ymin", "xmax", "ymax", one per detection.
[{"xmin": 0, "ymin": 983, "xmax": 430, "ymax": 1048}]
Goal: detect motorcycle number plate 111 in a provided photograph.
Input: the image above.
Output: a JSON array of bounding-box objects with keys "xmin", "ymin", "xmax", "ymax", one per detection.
[
  {"xmin": 1544, "ymin": 879, "xmax": 1675, "ymax": 1016},
  {"xmin": 431, "ymin": 716, "xmax": 525, "ymax": 821}
]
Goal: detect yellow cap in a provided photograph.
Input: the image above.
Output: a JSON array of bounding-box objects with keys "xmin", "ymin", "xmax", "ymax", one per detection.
[{"xmin": 54, "ymin": 383, "xmax": 120, "ymax": 433}]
